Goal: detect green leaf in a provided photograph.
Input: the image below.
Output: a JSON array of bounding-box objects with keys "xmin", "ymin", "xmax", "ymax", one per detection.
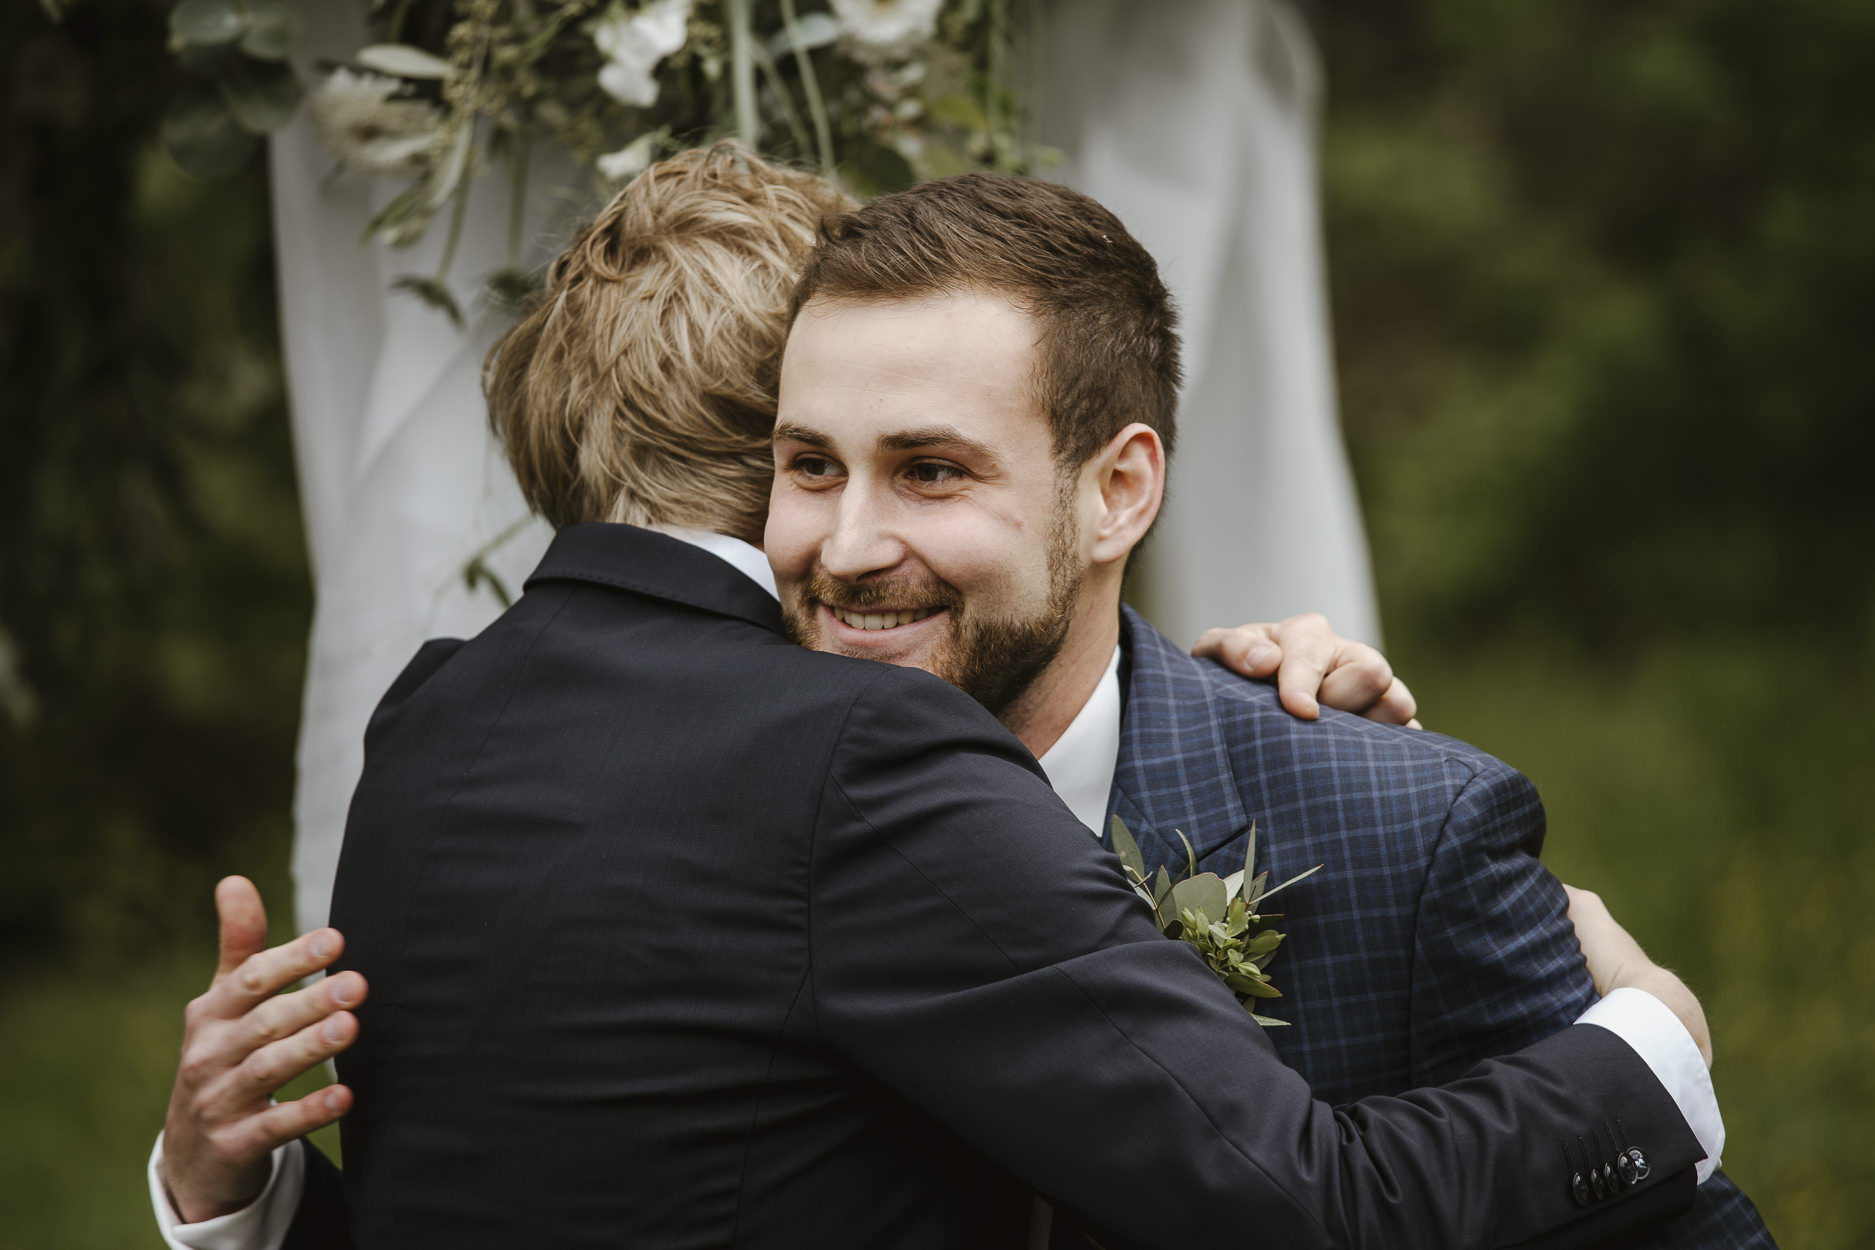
[
  {"xmin": 1168, "ymin": 874, "xmax": 1228, "ymax": 927},
  {"xmin": 1238, "ymin": 977, "xmax": 1283, "ymax": 999},
  {"xmin": 1246, "ymin": 930, "xmax": 1284, "ymax": 957},
  {"xmin": 1222, "ymin": 869, "xmax": 1245, "ymax": 899},
  {"xmin": 170, "ymin": 0, "xmax": 245, "ymax": 47},
  {"xmin": 927, "ymin": 93, "xmax": 990, "ymax": 131},
  {"xmin": 1151, "ymin": 865, "xmax": 1173, "ymax": 907},
  {"xmin": 1243, "ymin": 820, "xmax": 1258, "ymax": 884},
  {"xmin": 390, "ymin": 275, "xmax": 465, "ymax": 329},
  {"xmin": 357, "ymin": 43, "xmax": 454, "ymax": 80},
  {"xmin": 1175, "ymin": 829, "xmax": 1197, "ymax": 878},
  {"xmin": 161, "ymin": 85, "xmax": 259, "ymax": 179},
  {"xmin": 1109, "ymin": 815, "xmax": 1145, "ymax": 884},
  {"xmin": 1250, "ymin": 1013, "xmax": 1290, "ymax": 1028},
  {"xmin": 483, "ymin": 267, "xmax": 543, "ymax": 311},
  {"xmin": 1254, "ymin": 863, "xmax": 1324, "ymax": 907},
  {"xmin": 239, "ymin": 0, "xmax": 303, "ymax": 60},
  {"xmin": 218, "ymin": 56, "xmax": 301, "ymax": 134}
]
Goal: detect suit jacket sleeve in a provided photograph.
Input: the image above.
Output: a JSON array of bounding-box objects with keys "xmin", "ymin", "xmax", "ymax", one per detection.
[
  {"xmin": 809, "ymin": 665, "xmax": 1703, "ymax": 1250},
  {"xmin": 279, "ymin": 1140, "xmax": 350, "ymax": 1250},
  {"xmin": 1410, "ymin": 753, "xmax": 1600, "ymax": 1086}
]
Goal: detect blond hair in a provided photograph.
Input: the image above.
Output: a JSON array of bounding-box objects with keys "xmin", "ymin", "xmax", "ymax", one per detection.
[{"xmin": 486, "ymin": 145, "xmax": 855, "ymax": 539}]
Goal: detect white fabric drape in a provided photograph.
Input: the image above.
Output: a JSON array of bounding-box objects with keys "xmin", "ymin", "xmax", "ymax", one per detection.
[
  {"xmin": 1040, "ymin": 0, "xmax": 1380, "ymax": 650},
  {"xmin": 273, "ymin": 0, "xmax": 1378, "ymax": 932},
  {"xmin": 272, "ymin": 4, "xmax": 556, "ymax": 930}
]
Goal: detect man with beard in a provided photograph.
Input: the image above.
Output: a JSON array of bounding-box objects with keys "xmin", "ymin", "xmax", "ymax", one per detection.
[
  {"xmin": 760, "ymin": 173, "xmax": 1768, "ymax": 1248},
  {"xmin": 152, "ymin": 149, "xmax": 1721, "ymax": 1250}
]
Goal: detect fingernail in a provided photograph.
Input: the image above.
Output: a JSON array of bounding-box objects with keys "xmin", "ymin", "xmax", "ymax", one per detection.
[
  {"xmin": 323, "ymin": 1018, "xmax": 347, "ymax": 1044},
  {"xmin": 1246, "ymin": 646, "xmax": 1277, "ymax": 669},
  {"xmin": 330, "ymin": 981, "xmax": 356, "ymax": 1007},
  {"xmin": 309, "ymin": 933, "xmax": 333, "ymax": 960}
]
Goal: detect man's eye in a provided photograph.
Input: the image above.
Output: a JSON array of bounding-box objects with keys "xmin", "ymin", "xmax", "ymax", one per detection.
[
  {"xmin": 791, "ymin": 455, "xmax": 840, "ymax": 478},
  {"xmin": 908, "ymin": 462, "xmax": 965, "ymax": 485}
]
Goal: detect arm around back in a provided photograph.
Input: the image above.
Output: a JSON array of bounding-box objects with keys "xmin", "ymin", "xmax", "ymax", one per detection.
[{"xmin": 810, "ymin": 663, "xmax": 1703, "ymax": 1250}]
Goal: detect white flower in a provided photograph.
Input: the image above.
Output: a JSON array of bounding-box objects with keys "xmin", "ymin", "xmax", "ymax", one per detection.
[
  {"xmin": 596, "ymin": 130, "xmax": 664, "ymax": 182},
  {"xmin": 830, "ymin": 0, "xmax": 943, "ymax": 66},
  {"xmin": 592, "ymin": 0, "xmax": 693, "ymax": 109},
  {"xmin": 306, "ymin": 68, "xmax": 446, "ymax": 176}
]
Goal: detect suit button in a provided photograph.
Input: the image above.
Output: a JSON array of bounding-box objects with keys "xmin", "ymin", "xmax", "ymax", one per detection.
[
  {"xmin": 1626, "ymin": 1148, "xmax": 1650, "ymax": 1181},
  {"xmin": 1616, "ymin": 1151, "xmax": 1639, "ymax": 1186},
  {"xmin": 1589, "ymin": 1166, "xmax": 1607, "ymax": 1200},
  {"xmin": 1571, "ymin": 1173, "xmax": 1591, "ymax": 1206},
  {"xmin": 1601, "ymin": 1161, "xmax": 1620, "ymax": 1193}
]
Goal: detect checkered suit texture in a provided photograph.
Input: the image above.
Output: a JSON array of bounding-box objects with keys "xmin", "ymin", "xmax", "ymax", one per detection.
[{"xmin": 1108, "ymin": 608, "xmax": 1774, "ymax": 1246}]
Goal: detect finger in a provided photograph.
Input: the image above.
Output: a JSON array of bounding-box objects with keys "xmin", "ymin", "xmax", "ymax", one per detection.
[
  {"xmin": 1191, "ymin": 626, "xmax": 1281, "ymax": 677},
  {"xmin": 213, "ymin": 877, "xmax": 270, "ymax": 981},
  {"xmin": 217, "ymin": 1084, "xmax": 355, "ymax": 1163},
  {"xmin": 1263, "ymin": 615, "xmax": 1337, "ymax": 719},
  {"xmin": 213, "ymin": 1011, "xmax": 360, "ymax": 1118},
  {"xmin": 204, "ymin": 927, "xmax": 346, "ymax": 1019},
  {"xmin": 1316, "ymin": 646, "xmax": 1395, "ymax": 716},
  {"xmin": 235, "ymin": 971, "xmax": 368, "ymax": 1059},
  {"xmin": 1357, "ymin": 678, "xmax": 1418, "ymax": 727}
]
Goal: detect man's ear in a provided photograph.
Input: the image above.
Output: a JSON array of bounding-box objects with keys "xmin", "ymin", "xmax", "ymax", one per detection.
[{"xmin": 1088, "ymin": 423, "xmax": 1165, "ymax": 566}]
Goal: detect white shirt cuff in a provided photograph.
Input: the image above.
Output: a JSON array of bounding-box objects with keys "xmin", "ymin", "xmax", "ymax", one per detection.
[
  {"xmin": 1576, "ymin": 986, "xmax": 1724, "ymax": 1183},
  {"xmin": 148, "ymin": 1131, "xmax": 305, "ymax": 1250}
]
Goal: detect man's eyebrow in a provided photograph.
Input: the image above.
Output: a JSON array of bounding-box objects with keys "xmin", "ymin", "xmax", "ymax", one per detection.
[
  {"xmin": 877, "ymin": 426, "xmax": 997, "ymax": 459},
  {"xmin": 772, "ymin": 421, "xmax": 831, "ymax": 447}
]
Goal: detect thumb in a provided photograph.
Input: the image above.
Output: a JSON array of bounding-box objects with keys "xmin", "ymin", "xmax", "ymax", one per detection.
[{"xmin": 213, "ymin": 875, "xmax": 269, "ymax": 980}]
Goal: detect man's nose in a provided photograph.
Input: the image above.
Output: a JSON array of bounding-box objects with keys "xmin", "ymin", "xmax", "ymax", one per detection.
[{"xmin": 818, "ymin": 489, "xmax": 905, "ymax": 581}]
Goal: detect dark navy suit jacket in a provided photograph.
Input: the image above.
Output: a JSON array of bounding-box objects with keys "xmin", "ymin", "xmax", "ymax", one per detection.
[
  {"xmin": 293, "ymin": 526, "xmax": 1709, "ymax": 1249},
  {"xmin": 1108, "ymin": 607, "xmax": 1774, "ymax": 1248}
]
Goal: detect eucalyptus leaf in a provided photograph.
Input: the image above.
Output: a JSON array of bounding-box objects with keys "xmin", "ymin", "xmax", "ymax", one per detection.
[
  {"xmin": 161, "ymin": 85, "xmax": 258, "ymax": 179},
  {"xmin": 1254, "ymin": 862, "xmax": 1324, "ymax": 907},
  {"xmin": 1243, "ymin": 820, "xmax": 1258, "ymax": 884},
  {"xmin": 1151, "ymin": 865, "xmax": 1173, "ymax": 907},
  {"xmin": 169, "ymin": 0, "xmax": 245, "ymax": 48},
  {"xmin": 1250, "ymin": 1013, "xmax": 1290, "ymax": 1028},
  {"xmin": 1175, "ymin": 829, "xmax": 1197, "ymax": 878},
  {"xmin": 1109, "ymin": 815, "xmax": 1145, "ymax": 883},
  {"xmin": 240, "ymin": 0, "xmax": 304, "ymax": 60},
  {"xmin": 219, "ymin": 57, "xmax": 301, "ymax": 134},
  {"xmin": 1238, "ymin": 978, "xmax": 1283, "ymax": 999},
  {"xmin": 391, "ymin": 275, "xmax": 465, "ymax": 329},
  {"xmin": 767, "ymin": 11, "xmax": 837, "ymax": 56},
  {"xmin": 1246, "ymin": 930, "xmax": 1283, "ymax": 957},
  {"xmin": 358, "ymin": 43, "xmax": 454, "ymax": 80},
  {"xmin": 483, "ymin": 267, "xmax": 543, "ymax": 311},
  {"xmin": 422, "ymin": 123, "xmax": 475, "ymax": 211},
  {"xmin": 1168, "ymin": 874, "xmax": 1228, "ymax": 927},
  {"xmin": 1222, "ymin": 869, "xmax": 1245, "ymax": 899}
]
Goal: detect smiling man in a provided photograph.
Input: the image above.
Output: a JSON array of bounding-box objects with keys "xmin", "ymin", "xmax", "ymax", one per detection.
[{"xmin": 763, "ymin": 174, "xmax": 1771, "ymax": 1247}]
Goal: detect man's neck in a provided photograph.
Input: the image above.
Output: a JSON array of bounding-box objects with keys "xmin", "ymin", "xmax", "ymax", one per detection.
[{"xmin": 999, "ymin": 590, "xmax": 1123, "ymax": 759}]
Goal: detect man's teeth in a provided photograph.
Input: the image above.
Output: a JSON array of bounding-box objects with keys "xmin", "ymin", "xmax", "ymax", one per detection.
[{"xmin": 834, "ymin": 606, "xmax": 939, "ymax": 631}]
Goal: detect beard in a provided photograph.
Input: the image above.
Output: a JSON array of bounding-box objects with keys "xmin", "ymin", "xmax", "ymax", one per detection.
[{"xmin": 781, "ymin": 504, "xmax": 1084, "ymax": 719}]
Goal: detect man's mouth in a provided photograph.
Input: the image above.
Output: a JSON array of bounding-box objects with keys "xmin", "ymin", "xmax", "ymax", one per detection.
[{"xmin": 827, "ymin": 605, "xmax": 943, "ymax": 632}]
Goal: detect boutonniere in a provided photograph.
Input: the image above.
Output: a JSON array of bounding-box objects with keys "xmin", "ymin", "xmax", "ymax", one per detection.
[{"xmin": 1108, "ymin": 817, "xmax": 1321, "ymax": 1027}]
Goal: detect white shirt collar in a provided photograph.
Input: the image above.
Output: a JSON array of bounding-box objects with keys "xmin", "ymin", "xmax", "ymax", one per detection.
[
  {"xmin": 1036, "ymin": 644, "xmax": 1123, "ymax": 837},
  {"xmin": 648, "ymin": 523, "xmax": 1120, "ymax": 834},
  {"xmin": 646, "ymin": 525, "xmax": 778, "ymax": 600}
]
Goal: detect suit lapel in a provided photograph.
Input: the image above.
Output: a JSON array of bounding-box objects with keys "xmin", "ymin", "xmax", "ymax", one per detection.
[
  {"xmin": 1107, "ymin": 607, "xmax": 1254, "ymax": 875},
  {"xmin": 524, "ymin": 522, "xmax": 785, "ymax": 635}
]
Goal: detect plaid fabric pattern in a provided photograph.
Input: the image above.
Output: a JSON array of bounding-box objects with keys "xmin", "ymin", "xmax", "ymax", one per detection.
[{"xmin": 1107, "ymin": 609, "xmax": 1775, "ymax": 1246}]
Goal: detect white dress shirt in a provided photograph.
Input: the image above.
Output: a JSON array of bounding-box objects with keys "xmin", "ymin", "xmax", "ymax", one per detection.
[{"xmin": 151, "ymin": 533, "xmax": 1722, "ymax": 1248}]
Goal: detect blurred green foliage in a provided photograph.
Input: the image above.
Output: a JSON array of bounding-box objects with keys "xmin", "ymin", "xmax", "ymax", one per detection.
[
  {"xmin": 1, "ymin": 1, "xmax": 1869, "ymax": 1245},
  {"xmin": 1314, "ymin": 3, "xmax": 1875, "ymax": 1245}
]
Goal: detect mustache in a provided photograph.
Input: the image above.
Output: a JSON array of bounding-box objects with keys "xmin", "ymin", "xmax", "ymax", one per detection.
[{"xmin": 800, "ymin": 567, "xmax": 962, "ymax": 614}]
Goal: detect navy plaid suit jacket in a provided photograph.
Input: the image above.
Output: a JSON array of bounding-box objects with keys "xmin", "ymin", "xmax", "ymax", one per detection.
[{"xmin": 1108, "ymin": 607, "xmax": 1774, "ymax": 1247}]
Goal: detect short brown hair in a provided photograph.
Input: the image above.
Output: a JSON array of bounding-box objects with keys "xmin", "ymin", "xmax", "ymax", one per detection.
[
  {"xmin": 486, "ymin": 145, "xmax": 854, "ymax": 538},
  {"xmin": 790, "ymin": 174, "xmax": 1181, "ymax": 470}
]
